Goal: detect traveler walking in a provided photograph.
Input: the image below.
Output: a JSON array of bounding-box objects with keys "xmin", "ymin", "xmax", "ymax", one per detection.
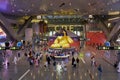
[
  {"xmin": 97, "ymin": 64, "xmax": 102, "ymax": 80},
  {"xmin": 14, "ymin": 56, "xmax": 17, "ymax": 65},
  {"xmin": 72, "ymin": 57, "xmax": 75, "ymax": 66}
]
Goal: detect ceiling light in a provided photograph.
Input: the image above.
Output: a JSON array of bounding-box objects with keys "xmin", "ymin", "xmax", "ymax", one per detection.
[
  {"xmin": 108, "ymin": 23, "xmax": 111, "ymax": 27},
  {"xmin": 108, "ymin": 17, "xmax": 120, "ymax": 21},
  {"xmin": 31, "ymin": 19, "xmax": 40, "ymax": 23},
  {"xmin": 44, "ymin": 20, "xmax": 48, "ymax": 24},
  {"xmin": 89, "ymin": 15, "xmax": 93, "ymax": 18},
  {"xmin": 116, "ymin": 38, "xmax": 120, "ymax": 42},
  {"xmin": 37, "ymin": 15, "xmax": 42, "ymax": 19},
  {"xmin": 108, "ymin": 11, "xmax": 120, "ymax": 15}
]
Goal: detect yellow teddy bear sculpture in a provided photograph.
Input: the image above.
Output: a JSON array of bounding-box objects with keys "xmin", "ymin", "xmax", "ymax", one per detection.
[{"xmin": 51, "ymin": 31, "xmax": 73, "ymax": 48}]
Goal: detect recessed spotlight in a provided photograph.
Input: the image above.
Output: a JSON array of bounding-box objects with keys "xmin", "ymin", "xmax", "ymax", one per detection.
[
  {"xmin": 37, "ymin": 15, "xmax": 42, "ymax": 19},
  {"xmin": 108, "ymin": 23, "xmax": 111, "ymax": 27},
  {"xmin": 89, "ymin": 15, "xmax": 93, "ymax": 18}
]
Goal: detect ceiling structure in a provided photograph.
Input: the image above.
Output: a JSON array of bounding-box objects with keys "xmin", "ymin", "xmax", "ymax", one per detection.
[
  {"xmin": 0, "ymin": 0, "xmax": 120, "ymax": 16},
  {"xmin": 0, "ymin": 0, "xmax": 120, "ymax": 42}
]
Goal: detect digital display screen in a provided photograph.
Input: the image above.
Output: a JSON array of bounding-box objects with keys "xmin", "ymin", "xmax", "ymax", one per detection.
[
  {"xmin": 0, "ymin": 47, "xmax": 5, "ymax": 50},
  {"xmin": 10, "ymin": 47, "xmax": 20, "ymax": 50},
  {"xmin": 98, "ymin": 46, "xmax": 120, "ymax": 50},
  {"xmin": 0, "ymin": 47, "xmax": 20, "ymax": 50}
]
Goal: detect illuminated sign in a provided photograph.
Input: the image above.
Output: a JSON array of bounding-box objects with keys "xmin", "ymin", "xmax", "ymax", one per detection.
[
  {"xmin": 105, "ymin": 41, "xmax": 110, "ymax": 47},
  {"xmin": 0, "ymin": 47, "xmax": 20, "ymax": 50},
  {"xmin": 0, "ymin": 28, "xmax": 6, "ymax": 39},
  {"xmin": 98, "ymin": 46, "xmax": 120, "ymax": 50}
]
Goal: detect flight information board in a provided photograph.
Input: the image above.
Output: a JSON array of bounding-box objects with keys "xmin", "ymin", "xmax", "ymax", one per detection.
[
  {"xmin": 0, "ymin": 47, "xmax": 20, "ymax": 50},
  {"xmin": 98, "ymin": 46, "xmax": 120, "ymax": 50}
]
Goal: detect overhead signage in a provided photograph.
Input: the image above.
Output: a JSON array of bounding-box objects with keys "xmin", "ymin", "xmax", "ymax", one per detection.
[{"xmin": 98, "ymin": 46, "xmax": 120, "ymax": 50}]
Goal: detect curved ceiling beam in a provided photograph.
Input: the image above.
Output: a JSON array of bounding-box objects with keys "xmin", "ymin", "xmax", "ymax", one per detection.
[
  {"xmin": 17, "ymin": 16, "xmax": 34, "ymax": 35},
  {"xmin": 108, "ymin": 20, "xmax": 120, "ymax": 41},
  {"xmin": 111, "ymin": 30, "xmax": 120, "ymax": 42},
  {"xmin": 0, "ymin": 13, "xmax": 21, "ymax": 41},
  {"xmin": 0, "ymin": 21, "xmax": 15, "ymax": 41},
  {"xmin": 97, "ymin": 19, "xmax": 109, "ymax": 38}
]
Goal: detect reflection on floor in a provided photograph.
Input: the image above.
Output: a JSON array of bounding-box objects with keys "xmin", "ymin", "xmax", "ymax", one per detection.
[{"xmin": 0, "ymin": 46, "xmax": 119, "ymax": 80}]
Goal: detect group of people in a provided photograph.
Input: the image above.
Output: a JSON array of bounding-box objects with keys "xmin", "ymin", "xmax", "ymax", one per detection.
[
  {"xmin": 114, "ymin": 61, "xmax": 120, "ymax": 72},
  {"xmin": 43, "ymin": 54, "xmax": 68, "ymax": 72},
  {"xmin": 90, "ymin": 55, "xmax": 103, "ymax": 80},
  {"xmin": 72, "ymin": 57, "xmax": 79, "ymax": 68},
  {"xmin": 26, "ymin": 50, "xmax": 43, "ymax": 67}
]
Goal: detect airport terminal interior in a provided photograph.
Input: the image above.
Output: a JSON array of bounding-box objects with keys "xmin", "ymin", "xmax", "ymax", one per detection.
[{"xmin": 0, "ymin": 0, "xmax": 120, "ymax": 80}]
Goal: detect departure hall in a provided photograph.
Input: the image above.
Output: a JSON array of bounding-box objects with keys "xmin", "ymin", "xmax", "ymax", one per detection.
[{"xmin": 0, "ymin": 0, "xmax": 120, "ymax": 80}]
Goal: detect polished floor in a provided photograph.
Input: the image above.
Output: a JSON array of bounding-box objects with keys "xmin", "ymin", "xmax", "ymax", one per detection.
[{"xmin": 0, "ymin": 46, "xmax": 119, "ymax": 80}]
